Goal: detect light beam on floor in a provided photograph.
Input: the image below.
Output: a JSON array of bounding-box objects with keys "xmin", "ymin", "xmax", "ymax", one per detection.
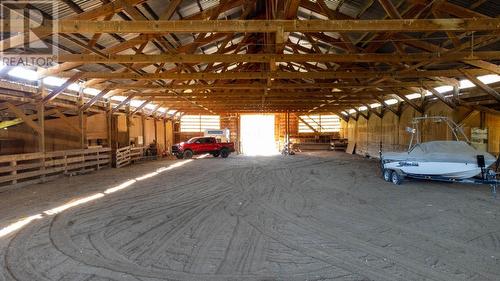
[{"xmin": 0, "ymin": 159, "xmax": 194, "ymax": 238}]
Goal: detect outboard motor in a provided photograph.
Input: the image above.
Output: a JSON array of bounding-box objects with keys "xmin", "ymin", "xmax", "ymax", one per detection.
[{"xmin": 477, "ymin": 155, "xmax": 485, "ymax": 180}]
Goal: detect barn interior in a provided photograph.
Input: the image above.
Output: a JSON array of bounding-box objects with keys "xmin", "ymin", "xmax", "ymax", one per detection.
[{"xmin": 0, "ymin": 0, "xmax": 500, "ymax": 280}]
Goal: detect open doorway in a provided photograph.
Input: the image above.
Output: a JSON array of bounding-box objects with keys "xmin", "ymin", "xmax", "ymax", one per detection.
[{"xmin": 240, "ymin": 114, "xmax": 278, "ymax": 156}]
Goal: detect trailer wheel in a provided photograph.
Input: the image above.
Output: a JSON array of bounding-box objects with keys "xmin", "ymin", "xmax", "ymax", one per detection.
[
  {"xmin": 183, "ymin": 150, "xmax": 193, "ymax": 159},
  {"xmin": 383, "ymin": 169, "xmax": 392, "ymax": 182},
  {"xmin": 220, "ymin": 149, "xmax": 229, "ymax": 158},
  {"xmin": 391, "ymin": 171, "xmax": 404, "ymax": 185}
]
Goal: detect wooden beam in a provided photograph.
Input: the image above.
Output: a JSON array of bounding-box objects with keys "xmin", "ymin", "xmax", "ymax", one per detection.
[
  {"xmin": 332, "ymin": 111, "xmax": 349, "ymax": 123},
  {"xmin": 159, "ymin": 0, "xmax": 182, "ymax": 20},
  {"xmin": 297, "ymin": 116, "xmax": 318, "ymax": 133},
  {"xmin": 363, "ymin": 103, "xmax": 382, "ymax": 118},
  {"xmin": 5, "ymin": 103, "xmax": 43, "ymax": 134},
  {"xmin": 150, "ymin": 103, "xmax": 164, "ymax": 116},
  {"xmin": 80, "ymin": 89, "xmax": 111, "ymax": 111},
  {"xmin": 42, "ymin": 72, "xmax": 84, "ymax": 104},
  {"xmin": 373, "ymin": 95, "xmax": 399, "ymax": 116},
  {"xmin": 378, "ymin": 0, "xmax": 402, "ymax": 19},
  {"xmin": 460, "ymin": 69, "xmax": 500, "ymax": 102},
  {"xmin": 353, "ymin": 108, "xmax": 368, "ymax": 120},
  {"xmin": 130, "ymin": 98, "xmax": 152, "ymax": 115},
  {"xmin": 422, "ymin": 85, "xmax": 456, "ymax": 109},
  {"xmin": 392, "ymin": 91, "xmax": 424, "ymax": 113},
  {"xmin": 0, "ymin": 0, "xmax": 146, "ymax": 51},
  {"xmin": 56, "ymin": 68, "xmax": 490, "ymax": 80},
  {"xmin": 316, "ymin": 0, "xmax": 357, "ymax": 53},
  {"xmin": 112, "ymin": 81, "xmax": 446, "ymax": 90},
  {"xmin": 463, "ymin": 60, "xmax": 500, "ymax": 75},
  {"xmin": 285, "ymin": 0, "xmax": 301, "ymax": 19},
  {"xmin": 0, "ymin": 118, "xmax": 23, "ymax": 129},
  {"xmin": 410, "ymin": 0, "xmax": 489, "ymax": 18},
  {"xmin": 60, "ymin": 0, "xmax": 84, "ymax": 13},
  {"xmin": 44, "ymin": 51, "xmax": 500, "ymax": 64},
  {"xmin": 8, "ymin": 18, "xmax": 499, "ymax": 34},
  {"xmin": 111, "ymin": 94, "xmax": 136, "ymax": 114}
]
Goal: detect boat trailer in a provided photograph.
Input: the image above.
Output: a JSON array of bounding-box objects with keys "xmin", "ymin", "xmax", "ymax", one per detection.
[{"xmin": 380, "ymin": 147, "xmax": 500, "ymax": 199}]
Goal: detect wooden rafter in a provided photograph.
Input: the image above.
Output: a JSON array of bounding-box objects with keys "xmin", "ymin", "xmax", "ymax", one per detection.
[
  {"xmin": 6, "ymin": 18, "xmax": 499, "ymax": 34},
  {"xmin": 42, "ymin": 72, "xmax": 84, "ymax": 104},
  {"xmin": 460, "ymin": 69, "xmax": 500, "ymax": 102},
  {"xmin": 37, "ymin": 51, "xmax": 500, "ymax": 64},
  {"xmin": 4, "ymin": 103, "xmax": 43, "ymax": 134},
  {"xmin": 0, "ymin": 0, "xmax": 498, "ymax": 115},
  {"xmin": 111, "ymin": 94, "xmax": 137, "ymax": 114},
  {"xmin": 56, "ymin": 68, "xmax": 490, "ymax": 80}
]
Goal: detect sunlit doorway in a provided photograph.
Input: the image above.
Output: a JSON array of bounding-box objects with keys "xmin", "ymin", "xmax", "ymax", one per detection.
[{"xmin": 240, "ymin": 114, "xmax": 279, "ymax": 156}]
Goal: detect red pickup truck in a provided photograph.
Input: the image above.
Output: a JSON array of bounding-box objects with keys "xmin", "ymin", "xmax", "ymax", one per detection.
[{"xmin": 172, "ymin": 137, "xmax": 235, "ymax": 159}]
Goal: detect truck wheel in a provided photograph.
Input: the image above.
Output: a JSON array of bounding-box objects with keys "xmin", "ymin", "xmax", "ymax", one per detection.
[
  {"xmin": 183, "ymin": 150, "xmax": 193, "ymax": 159},
  {"xmin": 220, "ymin": 149, "xmax": 229, "ymax": 158},
  {"xmin": 383, "ymin": 169, "xmax": 392, "ymax": 182},
  {"xmin": 175, "ymin": 154, "xmax": 184, "ymax": 159},
  {"xmin": 212, "ymin": 152, "xmax": 220, "ymax": 157},
  {"xmin": 391, "ymin": 171, "xmax": 404, "ymax": 185}
]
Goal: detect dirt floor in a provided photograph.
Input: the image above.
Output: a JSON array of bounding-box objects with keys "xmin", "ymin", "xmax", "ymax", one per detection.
[{"xmin": 0, "ymin": 151, "xmax": 499, "ymax": 281}]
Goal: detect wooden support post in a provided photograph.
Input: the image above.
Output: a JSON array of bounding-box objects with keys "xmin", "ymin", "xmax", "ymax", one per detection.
[
  {"xmin": 107, "ymin": 101, "xmax": 112, "ymax": 148},
  {"xmin": 96, "ymin": 150, "xmax": 100, "ymax": 170},
  {"xmin": 154, "ymin": 117, "xmax": 158, "ymax": 145},
  {"xmin": 37, "ymin": 103, "xmax": 45, "ymax": 153},
  {"xmin": 78, "ymin": 86, "xmax": 85, "ymax": 149},
  {"xmin": 163, "ymin": 117, "xmax": 167, "ymax": 155},
  {"xmin": 37, "ymin": 101, "xmax": 45, "ymax": 182},
  {"xmin": 141, "ymin": 115, "xmax": 146, "ymax": 146},
  {"xmin": 286, "ymin": 111, "xmax": 290, "ymax": 153},
  {"xmin": 453, "ymin": 85, "xmax": 459, "ymax": 102},
  {"xmin": 10, "ymin": 160, "xmax": 17, "ymax": 185},
  {"xmin": 126, "ymin": 105, "xmax": 131, "ymax": 146},
  {"xmin": 236, "ymin": 114, "xmax": 241, "ymax": 154}
]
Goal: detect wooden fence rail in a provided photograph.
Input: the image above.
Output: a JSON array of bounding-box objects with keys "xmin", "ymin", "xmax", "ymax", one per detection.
[
  {"xmin": 0, "ymin": 147, "xmax": 111, "ymax": 192},
  {"xmin": 114, "ymin": 146, "xmax": 146, "ymax": 168}
]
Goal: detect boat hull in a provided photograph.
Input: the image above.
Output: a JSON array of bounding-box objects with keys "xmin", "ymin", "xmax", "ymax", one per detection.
[{"xmin": 383, "ymin": 161, "xmax": 483, "ymax": 179}]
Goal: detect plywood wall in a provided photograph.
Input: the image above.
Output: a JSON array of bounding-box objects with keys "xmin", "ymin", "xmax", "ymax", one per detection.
[
  {"xmin": 486, "ymin": 113, "xmax": 500, "ymax": 154},
  {"xmin": 343, "ymin": 102, "xmax": 499, "ymax": 157},
  {"xmin": 0, "ymin": 116, "xmax": 83, "ymax": 153},
  {"xmin": 0, "ymin": 123, "xmax": 38, "ymax": 153},
  {"xmin": 0, "ymin": 110, "xmax": 175, "ymax": 155},
  {"xmin": 128, "ymin": 116, "xmax": 143, "ymax": 143},
  {"xmin": 86, "ymin": 113, "xmax": 107, "ymax": 140},
  {"xmin": 165, "ymin": 120, "xmax": 174, "ymax": 151},
  {"xmin": 144, "ymin": 118, "xmax": 155, "ymax": 145},
  {"xmin": 155, "ymin": 119, "xmax": 165, "ymax": 153},
  {"xmin": 45, "ymin": 116, "xmax": 83, "ymax": 151}
]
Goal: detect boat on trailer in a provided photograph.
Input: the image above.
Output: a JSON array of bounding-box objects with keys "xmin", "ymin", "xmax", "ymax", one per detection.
[{"xmin": 380, "ymin": 116, "xmax": 499, "ymax": 196}]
